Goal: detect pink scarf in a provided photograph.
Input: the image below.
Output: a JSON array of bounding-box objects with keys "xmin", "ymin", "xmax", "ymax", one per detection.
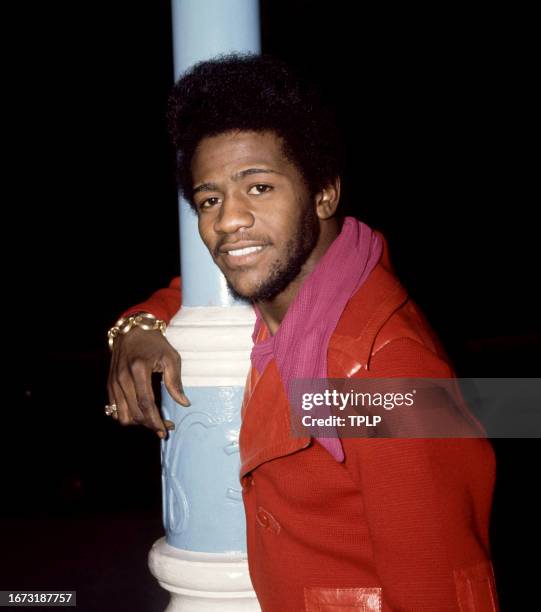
[{"xmin": 250, "ymin": 217, "xmax": 383, "ymax": 462}]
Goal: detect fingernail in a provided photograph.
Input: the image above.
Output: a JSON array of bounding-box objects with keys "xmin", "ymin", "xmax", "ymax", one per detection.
[
  {"xmin": 157, "ymin": 430, "xmax": 165, "ymax": 439},
  {"xmin": 180, "ymin": 394, "xmax": 191, "ymax": 407}
]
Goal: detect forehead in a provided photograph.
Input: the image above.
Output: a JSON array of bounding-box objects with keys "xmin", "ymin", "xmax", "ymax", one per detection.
[{"xmin": 190, "ymin": 130, "xmax": 293, "ymax": 181}]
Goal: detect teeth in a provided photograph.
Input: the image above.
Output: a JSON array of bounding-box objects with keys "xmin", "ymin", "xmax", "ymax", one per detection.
[{"xmin": 227, "ymin": 246, "xmax": 264, "ymax": 257}]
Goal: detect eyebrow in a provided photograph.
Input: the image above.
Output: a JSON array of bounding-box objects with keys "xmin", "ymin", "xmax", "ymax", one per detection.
[{"xmin": 193, "ymin": 168, "xmax": 283, "ymax": 196}]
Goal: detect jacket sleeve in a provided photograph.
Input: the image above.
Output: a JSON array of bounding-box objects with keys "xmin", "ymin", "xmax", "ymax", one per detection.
[
  {"xmin": 345, "ymin": 337, "xmax": 498, "ymax": 611},
  {"xmin": 120, "ymin": 276, "xmax": 181, "ymax": 324}
]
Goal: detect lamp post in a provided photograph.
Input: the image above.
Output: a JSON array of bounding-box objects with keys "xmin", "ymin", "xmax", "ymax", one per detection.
[{"xmin": 147, "ymin": 1, "xmax": 261, "ymax": 610}]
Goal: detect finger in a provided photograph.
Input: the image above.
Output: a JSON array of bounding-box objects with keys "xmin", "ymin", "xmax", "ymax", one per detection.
[
  {"xmin": 117, "ymin": 369, "xmax": 147, "ymax": 425},
  {"xmin": 164, "ymin": 419, "xmax": 175, "ymax": 431},
  {"xmin": 121, "ymin": 369, "xmax": 168, "ymax": 439},
  {"xmin": 106, "ymin": 383, "xmax": 119, "ymax": 420},
  {"xmin": 112, "ymin": 381, "xmax": 138, "ymax": 426},
  {"xmin": 130, "ymin": 360, "xmax": 168, "ymax": 437},
  {"xmin": 107, "ymin": 353, "xmax": 120, "ymax": 420},
  {"xmin": 163, "ymin": 354, "xmax": 191, "ymax": 407}
]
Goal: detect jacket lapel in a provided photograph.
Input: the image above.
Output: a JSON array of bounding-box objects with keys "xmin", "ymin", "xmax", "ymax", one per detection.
[{"xmin": 239, "ymin": 358, "xmax": 311, "ymax": 480}]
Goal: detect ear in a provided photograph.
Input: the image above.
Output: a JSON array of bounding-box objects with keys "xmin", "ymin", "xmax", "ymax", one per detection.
[{"xmin": 314, "ymin": 176, "xmax": 341, "ymax": 220}]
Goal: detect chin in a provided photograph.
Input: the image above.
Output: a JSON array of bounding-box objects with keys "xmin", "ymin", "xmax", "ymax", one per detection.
[{"xmin": 223, "ymin": 274, "xmax": 257, "ymax": 301}]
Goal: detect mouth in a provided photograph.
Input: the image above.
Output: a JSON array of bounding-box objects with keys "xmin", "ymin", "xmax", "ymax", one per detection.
[{"xmin": 220, "ymin": 244, "xmax": 268, "ymax": 268}]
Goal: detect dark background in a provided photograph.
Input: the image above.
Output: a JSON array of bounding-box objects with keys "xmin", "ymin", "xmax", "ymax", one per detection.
[{"xmin": 7, "ymin": 1, "xmax": 539, "ymax": 610}]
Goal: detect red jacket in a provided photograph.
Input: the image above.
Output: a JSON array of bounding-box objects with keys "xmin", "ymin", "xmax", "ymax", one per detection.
[{"xmin": 124, "ymin": 238, "xmax": 499, "ymax": 612}]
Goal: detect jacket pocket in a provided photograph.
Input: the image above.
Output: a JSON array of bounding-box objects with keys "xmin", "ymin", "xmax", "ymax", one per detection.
[
  {"xmin": 304, "ymin": 586, "xmax": 382, "ymax": 612},
  {"xmin": 454, "ymin": 560, "xmax": 499, "ymax": 611}
]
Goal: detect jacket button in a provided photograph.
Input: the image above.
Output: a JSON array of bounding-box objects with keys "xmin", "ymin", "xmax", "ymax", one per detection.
[
  {"xmin": 256, "ymin": 509, "xmax": 269, "ymax": 526},
  {"xmin": 256, "ymin": 506, "xmax": 281, "ymax": 534}
]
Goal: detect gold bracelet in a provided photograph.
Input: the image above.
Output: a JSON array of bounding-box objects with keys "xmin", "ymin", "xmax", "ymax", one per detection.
[{"xmin": 107, "ymin": 312, "xmax": 167, "ymax": 351}]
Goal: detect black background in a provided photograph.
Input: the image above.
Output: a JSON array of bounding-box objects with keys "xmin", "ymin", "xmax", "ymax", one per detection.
[{"xmin": 6, "ymin": 1, "xmax": 539, "ymax": 610}]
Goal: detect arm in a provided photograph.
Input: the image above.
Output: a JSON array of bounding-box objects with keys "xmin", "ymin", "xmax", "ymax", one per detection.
[
  {"xmin": 121, "ymin": 275, "xmax": 182, "ymax": 324},
  {"xmin": 107, "ymin": 276, "xmax": 190, "ymax": 439}
]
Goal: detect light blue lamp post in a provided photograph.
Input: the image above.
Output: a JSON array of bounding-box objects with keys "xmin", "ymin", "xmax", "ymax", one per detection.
[{"xmin": 147, "ymin": 1, "xmax": 261, "ymax": 610}]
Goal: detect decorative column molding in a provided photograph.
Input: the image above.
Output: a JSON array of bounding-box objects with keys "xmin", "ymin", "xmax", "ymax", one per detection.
[
  {"xmin": 148, "ymin": 542, "xmax": 258, "ymax": 612},
  {"xmin": 165, "ymin": 306, "xmax": 256, "ymax": 387}
]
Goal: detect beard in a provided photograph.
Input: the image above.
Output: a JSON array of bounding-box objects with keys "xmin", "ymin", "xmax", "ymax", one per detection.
[{"xmin": 225, "ymin": 205, "xmax": 320, "ymax": 303}]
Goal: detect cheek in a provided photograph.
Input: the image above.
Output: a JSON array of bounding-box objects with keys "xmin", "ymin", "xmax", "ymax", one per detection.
[
  {"xmin": 198, "ymin": 221, "xmax": 215, "ymax": 253},
  {"xmin": 273, "ymin": 213, "xmax": 302, "ymax": 245}
]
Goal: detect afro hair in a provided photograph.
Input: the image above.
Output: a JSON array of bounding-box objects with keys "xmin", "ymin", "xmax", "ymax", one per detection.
[{"xmin": 166, "ymin": 52, "xmax": 345, "ymax": 210}]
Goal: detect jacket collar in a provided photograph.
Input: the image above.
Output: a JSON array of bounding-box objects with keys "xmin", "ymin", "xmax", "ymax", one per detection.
[
  {"xmin": 328, "ymin": 233, "xmax": 408, "ymax": 375},
  {"xmin": 239, "ymin": 232, "xmax": 408, "ymax": 480}
]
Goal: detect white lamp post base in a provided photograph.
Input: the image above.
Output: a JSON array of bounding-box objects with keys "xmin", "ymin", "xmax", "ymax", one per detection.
[{"xmin": 148, "ymin": 537, "xmax": 261, "ymax": 612}]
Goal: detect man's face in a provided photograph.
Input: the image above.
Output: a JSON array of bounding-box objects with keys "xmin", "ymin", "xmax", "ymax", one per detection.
[{"xmin": 191, "ymin": 130, "xmax": 320, "ymax": 301}]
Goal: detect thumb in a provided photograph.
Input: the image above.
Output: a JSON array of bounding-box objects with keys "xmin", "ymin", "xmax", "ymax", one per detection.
[{"xmin": 163, "ymin": 356, "xmax": 191, "ymax": 407}]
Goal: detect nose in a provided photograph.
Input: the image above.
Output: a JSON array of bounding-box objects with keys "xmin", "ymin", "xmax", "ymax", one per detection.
[{"xmin": 213, "ymin": 192, "xmax": 254, "ymax": 235}]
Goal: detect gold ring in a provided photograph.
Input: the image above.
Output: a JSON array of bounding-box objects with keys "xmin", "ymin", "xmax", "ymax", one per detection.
[{"xmin": 105, "ymin": 403, "xmax": 118, "ymax": 416}]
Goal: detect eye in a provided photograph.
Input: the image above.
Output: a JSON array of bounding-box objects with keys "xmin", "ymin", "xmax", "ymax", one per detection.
[
  {"xmin": 249, "ymin": 184, "xmax": 273, "ymax": 195},
  {"xmin": 199, "ymin": 196, "xmax": 221, "ymax": 210}
]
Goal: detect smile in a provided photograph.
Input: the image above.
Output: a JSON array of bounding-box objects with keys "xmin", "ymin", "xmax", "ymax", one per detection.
[
  {"xmin": 222, "ymin": 245, "xmax": 267, "ymax": 267},
  {"xmin": 227, "ymin": 246, "xmax": 264, "ymax": 257}
]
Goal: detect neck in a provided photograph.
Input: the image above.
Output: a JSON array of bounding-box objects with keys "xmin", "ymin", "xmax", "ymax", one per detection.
[{"xmin": 256, "ymin": 218, "xmax": 341, "ymax": 335}]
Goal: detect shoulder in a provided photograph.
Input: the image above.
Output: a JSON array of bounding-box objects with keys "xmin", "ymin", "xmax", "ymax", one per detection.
[
  {"xmin": 329, "ymin": 261, "xmax": 453, "ymax": 377},
  {"xmin": 369, "ymin": 299, "xmax": 454, "ymax": 375}
]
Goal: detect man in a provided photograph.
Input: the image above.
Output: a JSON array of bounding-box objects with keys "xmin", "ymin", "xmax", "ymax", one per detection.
[{"xmin": 107, "ymin": 53, "xmax": 499, "ymax": 611}]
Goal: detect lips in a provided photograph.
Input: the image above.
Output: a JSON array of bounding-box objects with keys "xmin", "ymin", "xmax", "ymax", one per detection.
[
  {"xmin": 218, "ymin": 240, "xmax": 268, "ymax": 254},
  {"xmin": 218, "ymin": 241, "xmax": 269, "ymax": 267},
  {"xmin": 227, "ymin": 245, "xmax": 264, "ymax": 257}
]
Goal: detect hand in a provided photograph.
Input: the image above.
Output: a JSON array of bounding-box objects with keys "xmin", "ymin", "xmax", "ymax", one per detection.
[{"xmin": 107, "ymin": 326, "xmax": 191, "ymax": 438}]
